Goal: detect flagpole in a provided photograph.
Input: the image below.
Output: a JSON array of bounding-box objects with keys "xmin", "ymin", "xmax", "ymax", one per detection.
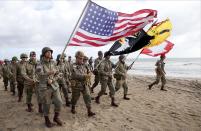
[
  {"xmin": 60, "ymin": 0, "xmax": 91, "ymax": 59},
  {"xmin": 128, "ymin": 50, "xmax": 142, "ymax": 69}
]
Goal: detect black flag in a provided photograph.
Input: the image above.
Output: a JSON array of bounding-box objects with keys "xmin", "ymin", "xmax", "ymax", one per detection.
[{"xmin": 107, "ymin": 30, "xmax": 154, "ymax": 56}]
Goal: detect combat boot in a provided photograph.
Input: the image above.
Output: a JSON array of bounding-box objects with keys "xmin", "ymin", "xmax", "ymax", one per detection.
[
  {"xmin": 160, "ymin": 85, "xmax": 167, "ymax": 91},
  {"xmin": 44, "ymin": 116, "xmax": 54, "ymax": 128},
  {"xmin": 53, "ymin": 112, "xmax": 63, "ymax": 126},
  {"xmin": 5, "ymin": 86, "xmax": 7, "ymax": 91},
  {"xmin": 95, "ymin": 96, "xmax": 100, "ymax": 104},
  {"xmin": 71, "ymin": 105, "xmax": 76, "ymax": 114},
  {"xmin": 66, "ymin": 98, "xmax": 71, "ymax": 107},
  {"xmin": 148, "ymin": 84, "xmax": 153, "ymax": 90},
  {"xmin": 26, "ymin": 104, "xmax": 33, "ymax": 112},
  {"xmin": 123, "ymin": 94, "xmax": 130, "ymax": 100},
  {"xmin": 111, "ymin": 98, "xmax": 118, "ymax": 107},
  {"xmin": 38, "ymin": 104, "xmax": 43, "ymax": 114},
  {"xmin": 87, "ymin": 106, "xmax": 95, "ymax": 117}
]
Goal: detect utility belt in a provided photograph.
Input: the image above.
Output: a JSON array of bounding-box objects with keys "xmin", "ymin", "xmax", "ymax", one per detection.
[{"xmin": 70, "ymin": 80, "xmax": 86, "ymax": 90}]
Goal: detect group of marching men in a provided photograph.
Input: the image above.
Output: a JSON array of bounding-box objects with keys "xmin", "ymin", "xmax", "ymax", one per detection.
[{"xmin": 0, "ymin": 47, "xmax": 167, "ymax": 128}]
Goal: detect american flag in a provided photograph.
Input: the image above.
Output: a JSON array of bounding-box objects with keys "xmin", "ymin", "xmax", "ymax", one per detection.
[{"xmin": 69, "ymin": 1, "xmax": 157, "ymax": 47}]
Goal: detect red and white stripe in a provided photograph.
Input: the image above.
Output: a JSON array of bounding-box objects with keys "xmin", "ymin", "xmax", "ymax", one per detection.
[
  {"xmin": 69, "ymin": 9, "xmax": 157, "ymax": 47},
  {"xmin": 141, "ymin": 40, "xmax": 174, "ymax": 57}
]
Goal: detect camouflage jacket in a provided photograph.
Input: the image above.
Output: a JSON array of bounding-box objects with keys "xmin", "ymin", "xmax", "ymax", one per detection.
[
  {"xmin": 21, "ymin": 59, "xmax": 37, "ymax": 86},
  {"xmin": 155, "ymin": 60, "xmax": 165, "ymax": 75},
  {"xmin": 16, "ymin": 61, "xmax": 26, "ymax": 83},
  {"xmin": 71, "ymin": 63, "xmax": 89, "ymax": 88},
  {"xmin": 94, "ymin": 57, "xmax": 102, "ymax": 71},
  {"xmin": 56, "ymin": 61, "xmax": 70, "ymax": 85},
  {"xmin": 9, "ymin": 63, "xmax": 18, "ymax": 82},
  {"xmin": 115, "ymin": 61, "xmax": 128, "ymax": 80},
  {"xmin": 37, "ymin": 58, "xmax": 59, "ymax": 91},
  {"xmin": 99, "ymin": 59, "xmax": 113, "ymax": 79},
  {"xmin": 2, "ymin": 64, "xmax": 10, "ymax": 78}
]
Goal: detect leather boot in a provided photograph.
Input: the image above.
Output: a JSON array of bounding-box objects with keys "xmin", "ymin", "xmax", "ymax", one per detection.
[
  {"xmin": 148, "ymin": 84, "xmax": 153, "ymax": 90},
  {"xmin": 26, "ymin": 104, "xmax": 33, "ymax": 112},
  {"xmin": 53, "ymin": 112, "xmax": 63, "ymax": 126},
  {"xmin": 44, "ymin": 116, "xmax": 54, "ymax": 128},
  {"xmin": 71, "ymin": 105, "xmax": 76, "ymax": 114},
  {"xmin": 95, "ymin": 96, "xmax": 100, "ymax": 104},
  {"xmin": 87, "ymin": 106, "xmax": 95, "ymax": 117},
  {"xmin": 38, "ymin": 104, "xmax": 43, "ymax": 114},
  {"xmin": 111, "ymin": 98, "xmax": 118, "ymax": 107},
  {"xmin": 66, "ymin": 98, "xmax": 71, "ymax": 107},
  {"xmin": 123, "ymin": 94, "xmax": 130, "ymax": 100}
]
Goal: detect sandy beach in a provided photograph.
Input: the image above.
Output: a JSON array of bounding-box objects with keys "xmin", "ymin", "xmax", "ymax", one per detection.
[{"xmin": 0, "ymin": 75, "xmax": 201, "ymax": 131}]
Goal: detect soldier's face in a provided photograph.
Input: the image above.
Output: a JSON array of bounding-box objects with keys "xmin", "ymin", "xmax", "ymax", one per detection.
[
  {"xmin": 45, "ymin": 51, "xmax": 52, "ymax": 59},
  {"xmin": 106, "ymin": 55, "xmax": 110, "ymax": 60},
  {"xmin": 30, "ymin": 55, "xmax": 36, "ymax": 61},
  {"xmin": 98, "ymin": 54, "xmax": 103, "ymax": 58},
  {"xmin": 76, "ymin": 57, "xmax": 83, "ymax": 65}
]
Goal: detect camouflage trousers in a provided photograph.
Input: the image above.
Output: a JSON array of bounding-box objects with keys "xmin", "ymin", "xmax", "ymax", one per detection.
[
  {"xmin": 35, "ymin": 86, "xmax": 43, "ymax": 104},
  {"xmin": 25, "ymin": 85, "xmax": 34, "ymax": 104},
  {"xmin": 3, "ymin": 77, "xmax": 9, "ymax": 89},
  {"xmin": 98, "ymin": 77, "xmax": 115, "ymax": 98},
  {"xmin": 154, "ymin": 74, "xmax": 166, "ymax": 86},
  {"xmin": 91, "ymin": 74, "xmax": 100, "ymax": 88},
  {"xmin": 40, "ymin": 87, "xmax": 62, "ymax": 116},
  {"xmin": 17, "ymin": 81, "xmax": 24, "ymax": 98},
  {"xmin": 59, "ymin": 83, "xmax": 69, "ymax": 100},
  {"xmin": 10, "ymin": 80, "xmax": 17, "ymax": 94},
  {"xmin": 71, "ymin": 85, "xmax": 91, "ymax": 108},
  {"xmin": 115, "ymin": 79, "xmax": 128, "ymax": 95}
]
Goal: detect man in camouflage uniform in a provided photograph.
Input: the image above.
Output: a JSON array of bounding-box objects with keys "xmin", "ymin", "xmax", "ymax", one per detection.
[
  {"xmin": 9, "ymin": 57, "xmax": 18, "ymax": 95},
  {"xmin": 114, "ymin": 55, "xmax": 130, "ymax": 100},
  {"xmin": 0, "ymin": 60, "xmax": 3, "ymax": 79},
  {"xmin": 21, "ymin": 51, "xmax": 38, "ymax": 112},
  {"xmin": 64, "ymin": 54, "xmax": 72, "ymax": 93},
  {"xmin": 36, "ymin": 47, "xmax": 63, "ymax": 127},
  {"xmin": 148, "ymin": 54, "xmax": 167, "ymax": 91},
  {"xmin": 16, "ymin": 53, "xmax": 28, "ymax": 102},
  {"xmin": 70, "ymin": 51, "xmax": 95, "ymax": 117},
  {"xmin": 2, "ymin": 59, "xmax": 10, "ymax": 91},
  {"xmin": 56, "ymin": 54, "xmax": 71, "ymax": 107},
  {"xmin": 68, "ymin": 56, "xmax": 73, "ymax": 65},
  {"xmin": 91, "ymin": 51, "xmax": 103, "ymax": 93},
  {"xmin": 95, "ymin": 52, "xmax": 118, "ymax": 107},
  {"xmin": 88, "ymin": 57, "xmax": 93, "ymax": 71}
]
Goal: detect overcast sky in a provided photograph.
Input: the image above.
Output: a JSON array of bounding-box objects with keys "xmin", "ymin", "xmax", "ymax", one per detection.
[{"xmin": 0, "ymin": 0, "xmax": 200, "ymax": 60}]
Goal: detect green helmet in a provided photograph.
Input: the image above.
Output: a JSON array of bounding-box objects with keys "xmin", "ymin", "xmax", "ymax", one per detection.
[
  {"xmin": 42, "ymin": 47, "xmax": 53, "ymax": 56},
  {"xmin": 30, "ymin": 51, "xmax": 36, "ymax": 57},
  {"xmin": 75, "ymin": 51, "xmax": 85, "ymax": 58},
  {"xmin": 20, "ymin": 53, "xmax": 28, "ymax": 59},
  {"xmin": 12, "ymin": 56, "xmax": 18, "ymax": 61}
]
